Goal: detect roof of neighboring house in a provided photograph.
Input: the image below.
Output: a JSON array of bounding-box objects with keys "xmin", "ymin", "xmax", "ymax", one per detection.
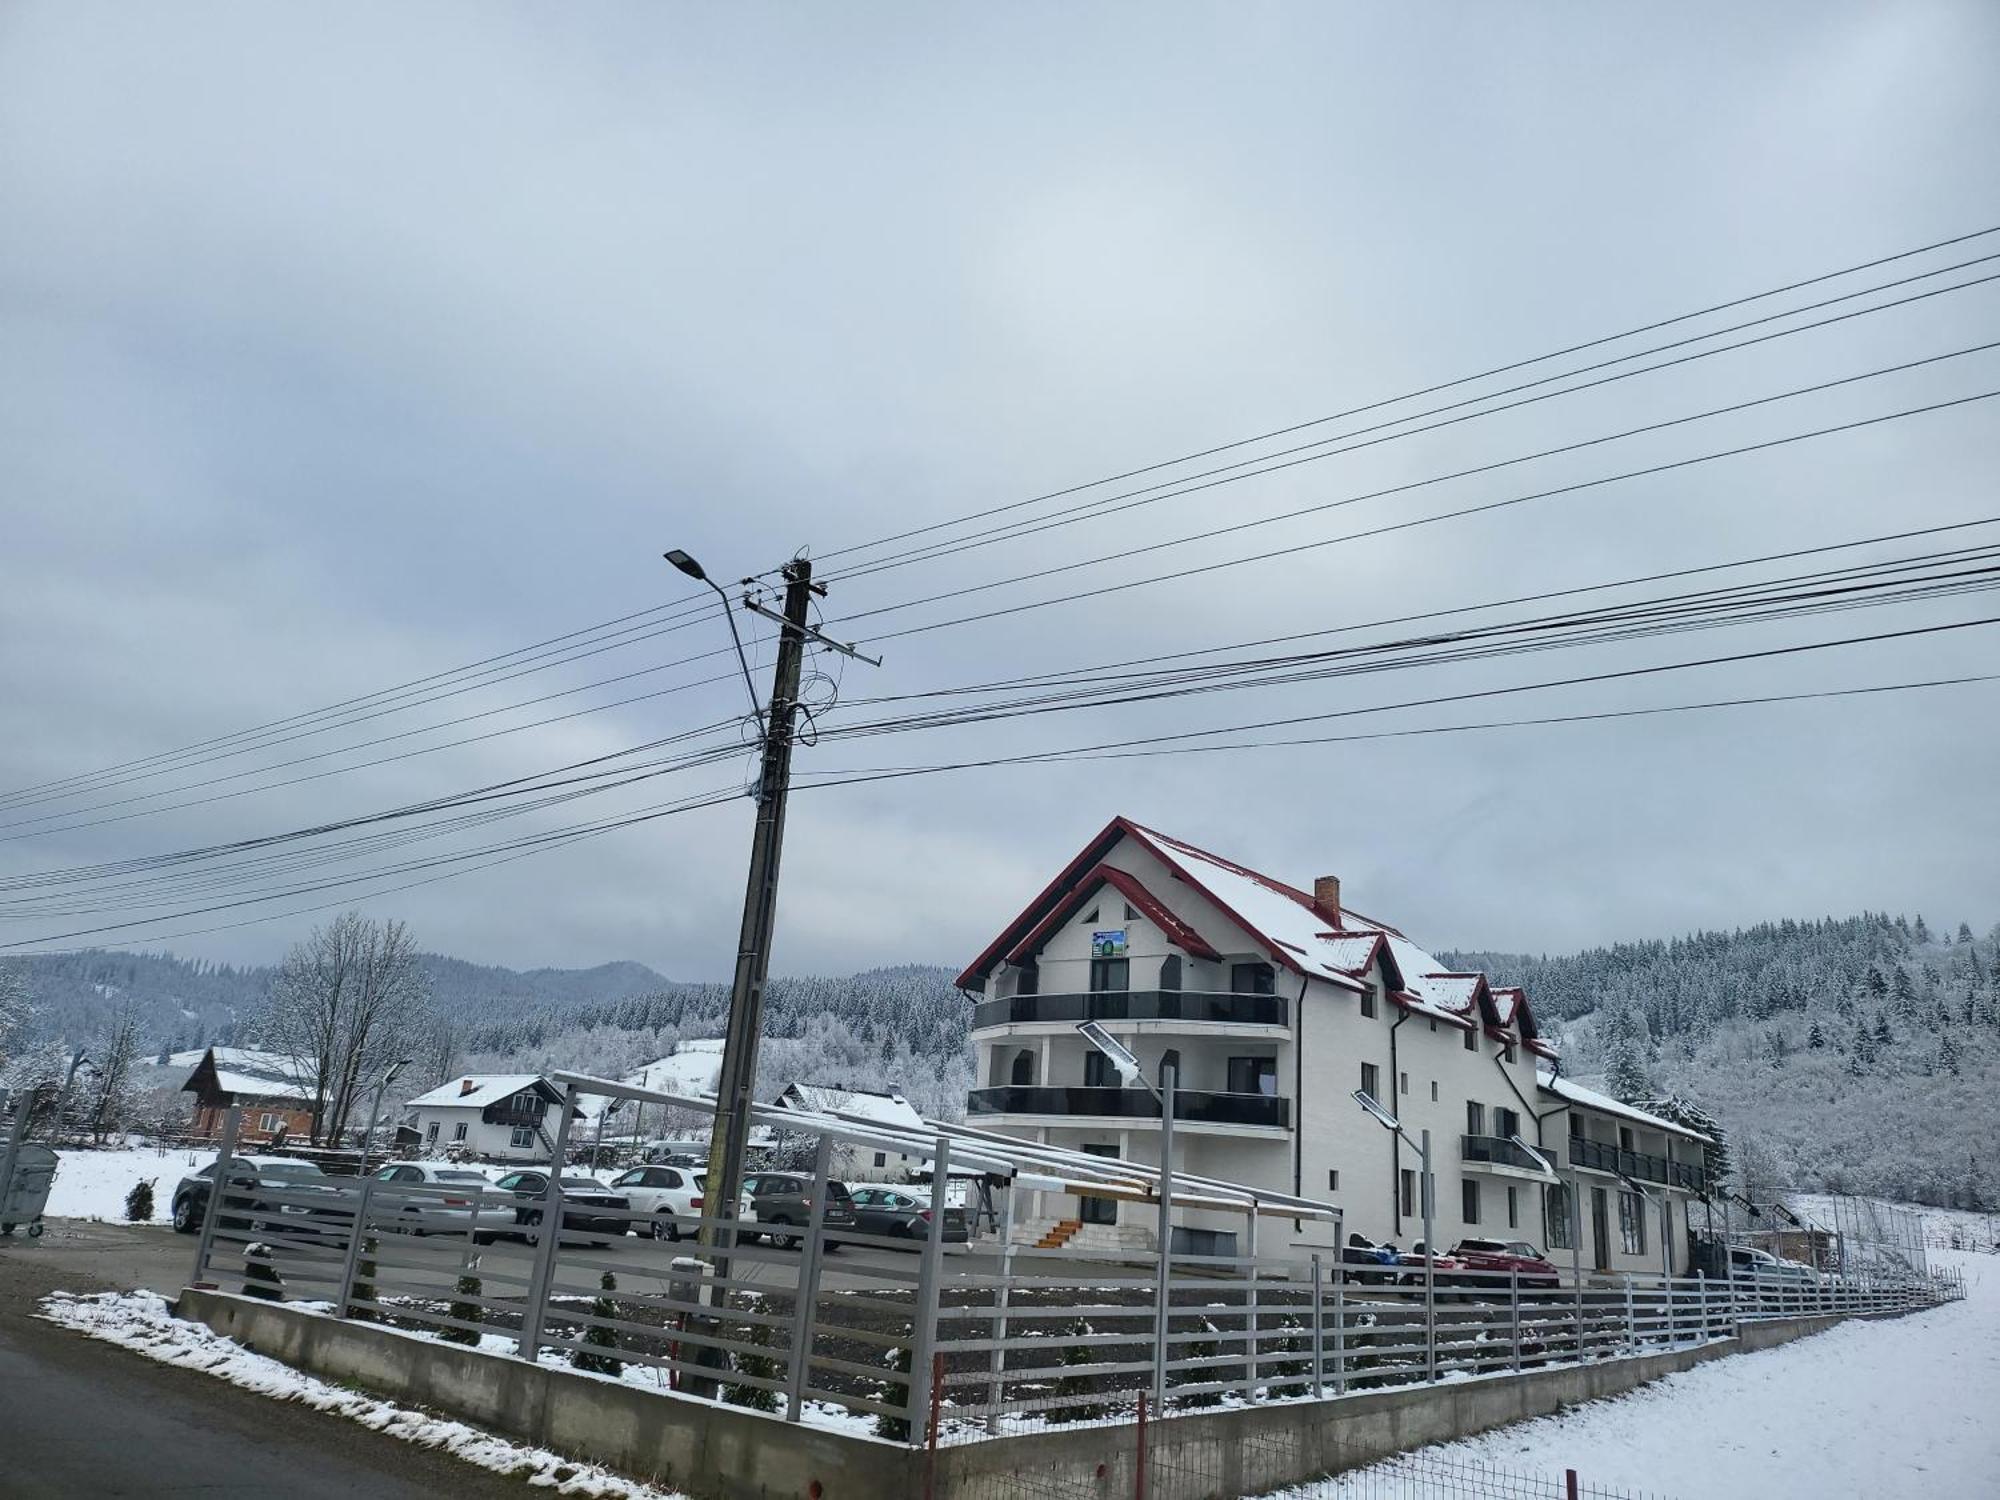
[
  {"xmin": 208, "ymin": 1069, "xmax": 314, "ymax": 1103},
  {"xmin": 775, "ymin": 1083, "xmax": 927, "ymax": 1135},
  {"xmin": 1536, "ymin": 1072, "xmax": 1711, "ymax": 1142},
  {"xmin": 956, "ymin": 816, "xmax": 1546, "ymax": 1045},
  {"xmin": 407, "ymin": 1075, "xmax": 555, "ymax": 1111},
  {"xmin": 177, "ymin": 1046, "xmax": 314, "ymax": 1103}
]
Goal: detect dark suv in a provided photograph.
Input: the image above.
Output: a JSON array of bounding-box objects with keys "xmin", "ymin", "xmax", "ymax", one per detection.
[
  {"xmin": 742, "ymin": 1171, "xmax": 856, "ymax": 1249},
  {"xmin": 170, "ymin": 1156, "xmax": 338, "ymax": 1235}
]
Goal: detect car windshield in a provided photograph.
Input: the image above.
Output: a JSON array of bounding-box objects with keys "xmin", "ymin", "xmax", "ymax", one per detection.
[
  {"xmin": 1459, "ymin": 1239, "xmax": 1505, "ymax": 1252},
  {"xmin": 255, "ymin": 1162, "xmax": 325, "ymax": 1181},
  {"xmin": 1507, "ymin": 1243, "xmax": 1543, "ymax": 1258}
]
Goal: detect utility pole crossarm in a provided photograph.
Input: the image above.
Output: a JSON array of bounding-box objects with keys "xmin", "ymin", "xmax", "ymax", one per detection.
[{"xmin": 738, "ymin": 596, "xmax": 883, "ymax": 666}]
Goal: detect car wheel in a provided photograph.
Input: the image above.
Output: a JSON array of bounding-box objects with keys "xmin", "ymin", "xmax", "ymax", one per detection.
[
  {"xmin": 171, "ymin": 1197, "xmax": 197, "ymax": 1233},
  {"xmin": 769, "ymin": 1217, "xmax": 798, "ymax": 1251},
  {"xmin": 473, "ymin": 1232, "xmax": 494, "ymax": 1247},
  {"xmin": 651, "ymin": 1215, "xmax": 678, "ymax": 1242}
]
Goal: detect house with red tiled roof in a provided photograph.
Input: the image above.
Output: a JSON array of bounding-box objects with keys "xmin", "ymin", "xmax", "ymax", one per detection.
[{"xmin": 959, "ymin": 817, "xmax": 1708, "ymax": 1270}]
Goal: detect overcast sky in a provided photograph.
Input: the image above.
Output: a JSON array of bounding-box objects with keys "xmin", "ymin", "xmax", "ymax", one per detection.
[{"xmin": 3, "ymin": 3, "xmax": 1997, "ymax": 982}]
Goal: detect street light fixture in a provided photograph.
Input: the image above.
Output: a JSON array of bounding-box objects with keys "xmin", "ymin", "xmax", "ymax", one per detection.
[
  {"xmin": 1078, "ymin": 1021, "xmax": 1177, "ymax": 1406},
  {"xmin": 664, "ymin": 547, "xmax": 765, "ymax": 739},
  {"xmin": 1352, "ymin": 1088, "xmax": 1436, "ymax": 1379},
  {"xmin": 360, "ymin": 1057, "xmax": 414, "ymax": 1175}
]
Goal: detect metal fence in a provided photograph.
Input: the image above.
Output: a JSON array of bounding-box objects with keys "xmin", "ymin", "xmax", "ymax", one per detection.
[{"xmin": 186, "ymin": 1107, "xmax": 1965, "ymax": 1469}]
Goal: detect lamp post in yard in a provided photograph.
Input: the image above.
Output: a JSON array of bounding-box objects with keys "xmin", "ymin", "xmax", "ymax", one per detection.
[
  {"xmin": 1077, "ymin": 1021, "xmax": 1177, "ymax": 1407},
  {"xmin": 359, "ymin": 1058, "xmax": 413, "ymax": 1176},
  {"xmin": 1354, "ymin": 1088, "xmax": 1435, "ymax": 1381}
]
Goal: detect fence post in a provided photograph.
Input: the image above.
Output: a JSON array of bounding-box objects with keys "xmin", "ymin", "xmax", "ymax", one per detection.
[
  {"xmin": 1696, "ymin": 1271, "xmax": 1708, "ymax": 1342},
  {"xmin": 1573, "ymin": 1263, "xmax": 1587, "ymax": 1363},
  {"xmin": 1135, "ymin": 1390, "xmax": 1148, "ymax": 1500},
  {"xmin": 783, "ymin": 1134, "xmax": 834, "ymax": 1422},
  {"xmin": 1565, "ymin": 1469, "xmax": 1580, "ymax": 1500},
  {"xmin": 985, "ymin": 1183, "xmax": 1016, "ymax": 1435},
  {"xmin": 1623, "ymin": 1275, "xmax": 1636, "ymax": 1352},
  {"xmin": 907, "ymin": 1135, "xmax": 953, "ymax": 1437},
  {"xmin": 1509, "ymin": 1270, "xmax": 1522, "ymax": 1372},
  {"xmin": 1309, "ymin": 1254, "xmax": 1325, "ymax": 1400},
  {"xmin": 189, "ymin": 1107, "xmax": 242, "ymax": 1288},
  {"xmin": 921, "ymin": 1352, "xmax": 944, "ymax": 1500},
  {"xmin": 1243, "ymin": 1208, "xmax": 1259, "ymax": 1397},
  {"xmin": 516, "ymin": 1101, "xmax": 577, "ymax": 1361},
  {"xmin": 334, "ymin": 1174, "xmax": 379, "ymax": 1317},
  {"xmin": 1151, "ymin": 1223, "xmax": 1172, "ymax": 1410},
  {"xmin": 1332, "ymin": 1263, "xmax": 1347, "ymax": 1395}
]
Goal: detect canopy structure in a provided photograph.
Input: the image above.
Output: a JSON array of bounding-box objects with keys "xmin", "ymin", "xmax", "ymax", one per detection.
[{"xmin": 550, "ymin": 1070, "xmax": 1339, "ymax": 1224}]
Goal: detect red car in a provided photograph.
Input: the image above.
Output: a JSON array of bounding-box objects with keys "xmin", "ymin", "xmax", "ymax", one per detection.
[
  {"xmin": 1394, "ymin": 1242, "xmax": 1465, "ymax": 1286},
  {"xmin": 1447, "ymin": 1237, "xmax": 1561, "ymax": 1289}
]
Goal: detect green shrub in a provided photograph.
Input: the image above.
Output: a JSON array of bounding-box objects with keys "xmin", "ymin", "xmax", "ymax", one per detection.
[
  {"xmin": 348, "ymin": 1233, "xmax": 379, "ymax": 1321},
  {"xmin": 873, "ymin": 1344, "xmax": 914, "ymax": 1441},
  {"xmin": 441, "ymin": 1257, "xmax": 483, "ymax": 1346},
  {"xmin": 724, "ymin": 1319, "xmax": 782, "ymax": 1411},
  {"xmin": 124, "ymin": 1178, "xmax": 155, "ymax": 1223},
  {"xmin": 1050, "ymin": 1319, "xmax": 1108, "ymax": 1422},
  {"xmin": 1171, "ymin": 1317, "xmax": 1222, "ymax": 1408},
  {"xmin": 571, "ymin": 1271, "xmax": 622, "ymax": 1375},
  {"xmin": 242, "ymin": 1243, "xmax": 284, "ymax": 1302}
]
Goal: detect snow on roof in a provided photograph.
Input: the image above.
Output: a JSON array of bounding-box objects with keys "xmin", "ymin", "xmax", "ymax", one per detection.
[
  {"xmin": 208, "ymin": 1069, "xmax": 313, "ymax": 1102},
  {"xmin": 1536, "ymin": 1072, "xmax": 1711, "ymax": 1142},
  {"xmin": 406, "ymin": 1075, "xmax": 550, "ymax": 1111},
  {"xmin": 170, "ymin": 1046, "xmax": 305, "ymax": 1085},
  {"xmin": 624, "ymin": 1047, "xmax": 725, "ymax": 1097},
  {"xmin": 777, "ymin": 1083, "xmax": 926, "ymax": 1133}
]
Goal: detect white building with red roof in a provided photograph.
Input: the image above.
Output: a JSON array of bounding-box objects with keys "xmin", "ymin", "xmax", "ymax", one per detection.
[{"xmin": 959, "ymin": 817, "xmax": 1709, "ymax": 1271}]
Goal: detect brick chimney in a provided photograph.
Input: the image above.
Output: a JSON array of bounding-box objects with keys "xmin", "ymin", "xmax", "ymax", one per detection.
[
  {"xmin": 1313, "ymin": 875, "xmax": 1342, "ymax": 927},
  {"xmin": 458, "ymin": 1077, "xmax": 477, "ymax": 1096}
]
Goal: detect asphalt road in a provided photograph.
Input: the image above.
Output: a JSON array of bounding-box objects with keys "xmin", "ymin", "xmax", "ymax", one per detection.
[{"xmin": 0, "ymin": 1242, "xmax": 550, "ymax": 1499}]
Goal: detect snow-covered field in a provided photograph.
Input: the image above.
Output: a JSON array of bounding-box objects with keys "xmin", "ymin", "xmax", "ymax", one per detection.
[
  {"xmin": 39, "ymin": 1141, "xmax": 205, "ymax": 1224},
  {"xmin": 38, "ymin": 1289, "xmax": 691, "ymax": 1498},
  {"xmin": 1301, "ymin": 1245, "xmax": 1997, "ymax": 1498}
]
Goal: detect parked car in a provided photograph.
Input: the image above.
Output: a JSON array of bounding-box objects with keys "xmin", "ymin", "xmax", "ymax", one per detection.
[
  {"xmin": 1340, "ymin": 1232, "xmax": 1402, "ymax": 1285},
  {"xmin": 369, "ymin": 1162, "xmax": 504, "ymax": 1236},
  {"xmin": 742, "ymin": 1171, "xmax": 856, "ymax": 1249},
  {"xmin": 169, "ymin": 1156, "xmax": 339, "ymax": 1235},
  {"xmin": 847, "ymin": 1185, "xmax": 970, "ymax": 1244},
  {"xmin": 1448, "ymin": 1238, "xmax": 1561, "ymax": 1289},
  {"xmin": 1395, "ymin": 1241, "xmax": 1466, "ymax": 1287},
  {"xmin": 489, "ymin": 1170, "xmax": 629, "ymax": 1246},
  {"xmin": 607, "ymin": 1164, "xmax": 708, "ymax": 1240}
]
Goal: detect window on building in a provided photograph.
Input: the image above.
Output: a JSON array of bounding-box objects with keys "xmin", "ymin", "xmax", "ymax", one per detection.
[
  {"xmin": 1327, "ymin": 1169, "xmax": 1340, "ymax": 1192},
  {"xmin": 426, "ymin": 1121, "xmax": 440, "ymax": 1144},
  {"xmin": 1569, "ymin": 1112, "xmax": 1585, "ymax": 1142},
  {"xmin": 1463, "ymin": 1025, "xmax": 1477, "ymax": 1052},
  {"xmin": 1360, "ymin": 987, "xmax": 1377, "ymax": 1019},
  {"xmin": 1160, "ymin": 1048, "xmax": 1182, "ymax": 1087},
  {"xmin": 873, "ymin": 1152, "xmax": 887, "ymax": 1168},
  {"xmin": 1462, "ymin": 1179, "xmax": 1481, "ymax": 1225},
  {"xmin": 1546, "ymin": 1184, "xmax": 1573, "ymax": 1249},
  {"xmin": 1430, "ymin": 1080, "xmax": 1439, "ymax": 1102},
  {"xmin": 1495, "ymin": 1107, "xmax": 1520, "ymax": 1139},
  {"xmin": 259, "ymin": 1113, "xmax": 278, "ymax": 1132},
  {"xmin": 1507, "ymin": 1186, "xmax": 1519, "ymax": 1229},
  {"xmin": 1010, "ymin": 1050, "xmax": 1036, "ymax": 1086},
  {"xmin": 1428, "ymin": 1018, "xmax": 1437, "ymax": 1034},
  {"xmin": 1081, "ymin": 907, "xmax": 1099, "ymax": 924},
  {"xmin": 1467, "ymin": 1102, "xmax": 1487, "ymax": 1137},
  {"xmin": 509, "ymin": 1126, "xmax": 534, "ymax": 1149},
  {"xmin": 1230, "ymin": 962, "xmax": 1276, "ymax": 995},
  {"xmin": 1226, "ymin": 1056, "xmax": 1278, "ymax": 1096},
  {"xmin": 1618, "ymin": 1190, "xmax": 1646, "ymax": 1255},
  {"xmin": 1124, "ymin": 903, "xmax": 1139, "ymax": 922},
  {"xmin": 1501, "ymin": 1041, "xmax": 1516, "ymax": 1064},
  {"xmin": 452, "ymin": 1122, "xmax": 469, "ymax": 1143},
  {"xmin": 1084, "ymin": 1051, "xmax": 1116, "ymax": 1088},
  {"xmin": 1016, "ymin": 961, "xmax": 1038, "ymax": 996},
  {"xmin": 1089, "ymin": 957, "xmax": 1130, "ymax": 992},
  {"xmin": 1619, "ymin": 1125, "xmax": 1635, "ymax": 1152},
  {"xmin": 1399, "ymin": 1071, "xmax": 1410, "ymax": 1096},
  {"xmin": 1159, "ymin": 954, "xmax": 1182, "ymax": 992},
  {"xmin": 1360, "ymin": 1062, "xmax": 1380, "ymax": 1102},
  {"xmin": 1400, "ymin": 1169, "xmax": 1416, "ymax": 1219}
]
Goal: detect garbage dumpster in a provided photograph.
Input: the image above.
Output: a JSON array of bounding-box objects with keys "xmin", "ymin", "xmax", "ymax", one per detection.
[{"xmin": 0, "ymin": 1144, "xmax": 58, "ymax": 1238}]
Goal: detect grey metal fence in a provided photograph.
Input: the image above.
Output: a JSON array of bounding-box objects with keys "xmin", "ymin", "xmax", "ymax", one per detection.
[{"xmin": 185, "ymin": 1104, "xmax": 1966, "ymax": 1458}]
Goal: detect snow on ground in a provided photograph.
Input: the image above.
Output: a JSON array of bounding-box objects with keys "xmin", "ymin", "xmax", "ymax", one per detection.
[
  {"xmin": 39, "ymin": 1141, "xmax": 203, "ymax": 1224},
  {"xmin": 1295, "ymin": 1246, "xmax": 1998, "ymax": 1498},
  {"xmin": 38, "ymin": 1289, "xmax": 690, "ymax": 1499}
]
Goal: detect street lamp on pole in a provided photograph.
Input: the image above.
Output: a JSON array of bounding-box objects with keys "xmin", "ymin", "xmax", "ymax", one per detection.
[
  {"xmin": 664, "ymin": 549, "xmax": 766, "ymax": 740},
  {"xmin": 360, "ymin": 1058, "xmax": 414, "ymax": 1175},
  {"xmin": 1353, "ymin": 1089, "xmax": 1435, "ymax": 1380}
]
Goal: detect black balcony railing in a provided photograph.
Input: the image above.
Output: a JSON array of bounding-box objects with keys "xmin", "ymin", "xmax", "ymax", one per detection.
[
  {"xmin": 1568, "ymin": 1134, "xmax": 1707, "ymax": 1194},
  {"xmin": 970, "ymin": 990, "xmax": 1289, "ymax": 1031},
  {"xmin": 1461, "ymin": 1134, "xmax": 1553, "ymax": 1173},
  {"xmin": 964, "ymin": 1085, "xmax": 1291, "ymax": 1130}
]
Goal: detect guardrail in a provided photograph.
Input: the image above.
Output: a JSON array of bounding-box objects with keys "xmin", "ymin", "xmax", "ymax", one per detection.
[{"xmin": 185, "ymin": 1108, "xmax": 1964, "ymax": 1450}]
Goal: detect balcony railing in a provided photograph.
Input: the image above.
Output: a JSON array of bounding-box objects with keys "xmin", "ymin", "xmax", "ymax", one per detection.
[
  {"xmin": 1569, "ymin": 1134, "xmax": 1707, "ymax": 1193},
  {"xmin": 1461, "ymin": 1134, "xmax": 1553, "ymax": 1173},
  {"xmin": 971, "ymin": 989, "xmax": 1289, "ymax": 1031},
  {"xmin": 965, "ymin": 1085, "xmax": 1291, "ymax": 1130}
]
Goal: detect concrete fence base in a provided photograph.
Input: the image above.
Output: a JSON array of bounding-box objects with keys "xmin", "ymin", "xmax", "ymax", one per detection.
[{"xmin": 171, "ymin": 1289, "xmax": 1917, "ymax": 1499}]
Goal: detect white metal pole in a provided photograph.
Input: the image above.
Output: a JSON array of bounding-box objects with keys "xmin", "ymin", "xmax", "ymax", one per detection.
[
  {"xmin": 1420, "ymin": 1128, "xmax": 1435, "ymax": 1382},
  {"xmin": 1151, "ymin": 1063, "xmax": 1177, "ymax": 1409}
]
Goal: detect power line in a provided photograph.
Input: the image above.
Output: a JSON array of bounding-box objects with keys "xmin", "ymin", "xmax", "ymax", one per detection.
[
  {"xmin": 804, "ymin": 223, "xmax": 2000, "ymax": 572},
  {"xmin": 823, "ymin": 260, "xmax": 2000, "ymax": 586}
]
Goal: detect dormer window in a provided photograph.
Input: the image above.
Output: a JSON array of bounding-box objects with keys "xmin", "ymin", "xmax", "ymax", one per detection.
[{"xmin": 1080, "ymin": 906, "xmax": 1099, "ymax": 924}]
